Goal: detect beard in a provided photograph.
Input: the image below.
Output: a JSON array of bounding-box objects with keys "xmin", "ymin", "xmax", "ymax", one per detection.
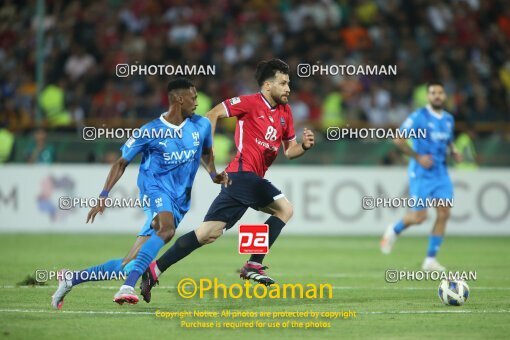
[
  {"xmin": 272, "ymin": 93, "xmax": 288, "ymax": 105},
  {"xmin": 430, "ymin": 101, "xmax": 443, "ymax": 110}
]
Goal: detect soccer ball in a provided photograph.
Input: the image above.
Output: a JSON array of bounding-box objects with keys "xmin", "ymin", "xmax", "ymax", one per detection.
[{"xmin": 438, "ymin": 279, "xmax": 470, "ymax": 306}]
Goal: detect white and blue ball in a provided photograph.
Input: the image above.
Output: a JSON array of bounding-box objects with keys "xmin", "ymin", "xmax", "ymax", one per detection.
[{"xmin": 438, "ymin": 279, "xmax": 470, "ymax": 306}]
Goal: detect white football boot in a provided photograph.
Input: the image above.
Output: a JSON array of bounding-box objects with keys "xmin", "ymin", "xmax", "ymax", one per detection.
[
  {"xmin": 113, "ymin": 285, "xmax": 139, "ymax": 305},
  {"xmin": 380, "ymin": 224, "xmax": 398, "ymax": 255},
  {"xmin": 422, "ymin": 257, "xmax": 446, "ymax": 272},
  {"xmin": 51, "ymin": 269, "xmax": 73, "ymax": 309}
]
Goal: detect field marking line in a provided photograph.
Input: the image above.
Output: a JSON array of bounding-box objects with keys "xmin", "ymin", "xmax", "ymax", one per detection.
[
  {"xmin": 0, "ymin": 309, "xmax": 153, "ymax": 315},
  {"xmin": 3, "ymin": 285, "xmax": 510, "ymax": 290},
  {"xmin": 359, "ymin": 310, "xmax": 510, "ymax": 315},
  {"xmin": 0, "ymin": 308, "xmax": 508, "ymax": 316}
]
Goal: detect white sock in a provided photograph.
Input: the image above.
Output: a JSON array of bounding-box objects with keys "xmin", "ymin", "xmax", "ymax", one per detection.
[
  {"xmin": 121, "ymin": 284, "xmax": 133, "ymax": 290},
  {"xmin": 425, "ymin": 256, "xmax": 435, "ymax": 262},
  {"xmin": 155, "ymin": 264, "xmax": 162, "ymax": 277},
  {"xmin": 247, "ymin": 261, "xmax": 262, "ymax": 266}
]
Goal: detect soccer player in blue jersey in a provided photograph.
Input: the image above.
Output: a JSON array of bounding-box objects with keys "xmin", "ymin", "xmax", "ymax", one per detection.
[
  {"xmin": 380, "ymin": 82, "xmax": 462, "ymax": 271},
  {"xmin": 51, "ymin": 78, "xmax": 229, "ymax": 308},
  {"xmin": 51, "ymin": 203, "xmax": 160, "ymax": 309}
]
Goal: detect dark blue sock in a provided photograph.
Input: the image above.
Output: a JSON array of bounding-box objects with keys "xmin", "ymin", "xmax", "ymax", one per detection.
[
  {"xmin": 156, "ymin": 231, "xmax": 202, "ymax": 272},
  {"xmin": 426, "ymin": 235, "xmax": 444, "ymax": 257},
  {"xmin": 124, "ymin": 234, "xmax": 165, "ymax": 287},
  {"xmin": 393, "ymin": 220, "xmax": 406, "ymax": 235},
  {"xmin": 71, "ymin": 258, "xmax": 124, "ymax": 286},
  {"xmin": 249, "ymin": 216, "xmax": 286, "ymax": 264}
]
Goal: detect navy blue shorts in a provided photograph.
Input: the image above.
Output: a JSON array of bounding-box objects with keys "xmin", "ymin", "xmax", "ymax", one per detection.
[{"xmin": 203, "ymin": 171, "xmax": 284, "ymax": 230}]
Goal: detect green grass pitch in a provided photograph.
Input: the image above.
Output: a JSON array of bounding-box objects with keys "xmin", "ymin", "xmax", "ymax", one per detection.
[{"xmin": 0, "ymin": 234, "xmax": 508, "ymax": 339}]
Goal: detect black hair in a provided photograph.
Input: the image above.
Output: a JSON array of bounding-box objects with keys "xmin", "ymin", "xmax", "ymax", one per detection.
[
  {"xmin": 167, "ymin": 78, "xmax": 195, "ymax": 93},
  {"xmin": 254, "ymin": 59, "xmax": 289, "ymax": 86},
  {"xmin": 427, "ymin": 81, "xmax": 444, "ymax": 90}
]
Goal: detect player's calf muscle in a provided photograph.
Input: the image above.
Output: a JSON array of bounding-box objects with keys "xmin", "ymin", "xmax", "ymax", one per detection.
[
  {"xmin": 404, "ymin": 211, "xmax": 427, "ymax": 225},
  {"xmin": 263, "ymin": 198, "xmax": 294, "ymax": 222},
  {"xmin": 415, "ymin": 212, "xmax": 428, "ymax": 224},
  {"xmin": 200, "ymin": 229, "xmax": 222, "ymax": 244},
  {"xmin": 436, "ymin": 207, "xmax": 451, "ymax": 221},
  {"xmin": 196, "ymin": 222, "xmax": 224, "ymax": 244},
  {"xmin": 276, "ymin": 203, "xmax": 293, "ymax": 222}
]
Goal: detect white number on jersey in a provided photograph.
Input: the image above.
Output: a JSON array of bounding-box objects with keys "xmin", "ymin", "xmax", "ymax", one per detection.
[{"xmin": 265, "ymin": 126, "xmax": 278, "ymax": 141}]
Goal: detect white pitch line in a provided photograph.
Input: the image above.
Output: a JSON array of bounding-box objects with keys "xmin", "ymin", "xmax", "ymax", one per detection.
[
  {"xmin": 3, "ymin": 285, "xmax": 510, "ymax": 290},
  {"xmin": 359, "ymin": 310, "xmax": 510, "ymax": 315},
  {"xmin": 0, "ymin": 309, "xmax": 153, "ymax": 315},
  {"xmin": 331, "ymin": 287, "xmax": 510, "ymax": 290},
  {"xmin": 321, "ymin": 273, "xmax": 383, "ymax": 278},
  {"xmin": 0, "ymin": 308, "xmax": 508, "ymax": 316}
]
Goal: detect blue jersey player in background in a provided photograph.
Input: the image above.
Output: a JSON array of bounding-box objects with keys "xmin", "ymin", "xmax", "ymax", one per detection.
[
  {"xmin": 51, "ymin": 78, "xmax": 229, "ymax": 308},
  {"xmin": 380, "ymin": 82, "xmax": 462, "ymax": 271}
]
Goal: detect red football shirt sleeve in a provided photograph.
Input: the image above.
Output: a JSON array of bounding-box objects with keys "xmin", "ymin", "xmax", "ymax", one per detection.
[
  {"xmin": 282, "ymin": 106, "xmax": 296, "ymax": 141},
  {"xmin": 222, "ymin": 96, "xmax": 250, "ymax": 118}
]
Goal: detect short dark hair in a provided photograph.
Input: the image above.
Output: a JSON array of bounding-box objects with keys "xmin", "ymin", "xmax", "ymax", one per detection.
[
  {"xmin": 167, "ymin": 78, "xmax": 194, "ymax": 93},
  {"xmin": 254, "ymin": 59, "xmax": 289, "ymax": 86},
  {"xmin": 427, "ymin": 81, "xmax": 444, "ymax": 90}
]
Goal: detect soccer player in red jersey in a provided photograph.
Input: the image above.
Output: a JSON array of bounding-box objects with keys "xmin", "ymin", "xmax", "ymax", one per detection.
[{"xmin": 139, "ymin": 59, "xmax": 315, "ymax": 302}]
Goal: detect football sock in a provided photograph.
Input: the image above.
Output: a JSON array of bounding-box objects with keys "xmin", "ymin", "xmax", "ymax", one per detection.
[
  {"xmin": 393, "ymin": 219, "xmax": 406, "ymax": 235},
  {"xmin": 426, "ymin": 235, "xmax": 444, "ymax": 257},
  {"xmin": 124, "ymin": 234, "xmax": 165, "ymax": 287},
  {"xmin": 249, "ymin": 216, "xmax": 286, "ymax": 264},
  {"xmin": 122, "ymin": 259, "xmax": 137, "ymax": 275},
  {"xmin": 156, "ymin": 231, "xmax": 202, "ymax": 272},
  {"xmin": 71, "ymin": 258, "xmax": 136, "ymax": 286}
]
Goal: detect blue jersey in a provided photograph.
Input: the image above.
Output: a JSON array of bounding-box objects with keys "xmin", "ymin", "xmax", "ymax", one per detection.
[
  {"xmin": 399, "ymin": 106, "xmax": 454, "ymax": 179},
  {"xmin": 121, "ymin": 113, "xmax": 212, "ymax": 213}
]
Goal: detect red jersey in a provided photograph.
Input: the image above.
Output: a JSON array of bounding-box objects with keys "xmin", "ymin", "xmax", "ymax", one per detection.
[{"xmin": 222, "ymin": 93, "xmax": 296, "ymax": 177}]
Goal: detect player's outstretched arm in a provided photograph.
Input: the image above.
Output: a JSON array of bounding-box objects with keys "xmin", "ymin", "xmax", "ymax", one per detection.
[
  {"xmin": 283, "ymin": 127, "xmax": 315, "ymax": 160},
  {"xmin": 200, "ymin": 147, "xmax": 230, "ymax": 186},
  {"xmin": 205, "ymin": 103, "xmax": 228, "ymax": 137},
  {"xmin": 393, "ymin": 138, "xmax": 433, "ymax": 168},
  {"xmin": 86, "ymin": 157, "xmax": 129, "ymax": 223}
]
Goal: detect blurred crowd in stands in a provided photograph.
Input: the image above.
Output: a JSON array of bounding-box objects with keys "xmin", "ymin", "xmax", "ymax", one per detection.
[{"xmin": 1, "ymin": 0, "xmax": 509, "ymax": 164}]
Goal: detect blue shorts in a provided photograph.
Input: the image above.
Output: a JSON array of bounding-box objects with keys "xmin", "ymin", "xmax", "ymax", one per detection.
[
  {"xmin": 409, "ymin": 175, "xmax": 453, "ymax": 211},
  {"xmin": 137, "ymin": 192, "xmax": 186, "ymax": 236},
  {"xmin": 138, "ymin": 200, "xmax": 156, "ymax": 236},
  {"xmin": 204, "ymin": 171, "xmax": 284, "ymax": 230}
]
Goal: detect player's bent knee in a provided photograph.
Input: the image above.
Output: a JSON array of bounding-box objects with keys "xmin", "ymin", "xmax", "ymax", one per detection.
[
  {"xmin": 416, "ymin": 216, "xmax": 427, "ymax": 224},
  {"xmin": 414, "ymin": 211, "xmax": 428, "ymax": 224},
  {"xmin": 196, "ymin": 222, "xmax": 224, "ymax": 244},
  {"xmin": 151, "ymin": 219, "xmax": 160, "ymax": 231},
  {"xmin": 275, "ymin": 201, "xmax": 293, "ymax": 222},
  {"xmin": 156, "ymin": 226, "xmax": 175, "ymax": 242},
  {"xmin": 285, "ymin": 202, "xmax": 294, "ymax": 220},
  {"xmin": 204, "ymin": 228, "xmax": 223, "ymax": 244}
]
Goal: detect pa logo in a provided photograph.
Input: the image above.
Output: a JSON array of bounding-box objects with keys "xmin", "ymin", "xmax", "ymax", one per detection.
[{"xmin": 238, "ymin": 224, "xmax": 269, "ymax": 254}]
